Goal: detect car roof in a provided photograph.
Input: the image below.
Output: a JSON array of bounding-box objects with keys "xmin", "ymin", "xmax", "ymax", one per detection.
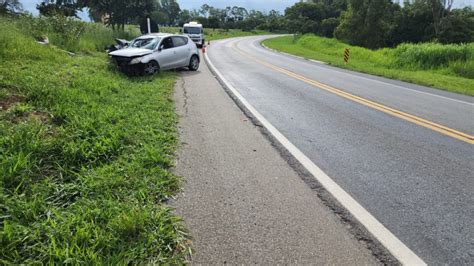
[{"xmin": 136, "ymin": 33, "xmax": 188, "ymax": 39}]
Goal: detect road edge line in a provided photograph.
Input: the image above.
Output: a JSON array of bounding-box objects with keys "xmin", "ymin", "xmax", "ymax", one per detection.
[
  {"xmin": 259, "ymin": 38, "xmax": 474, "ymax": 106},
  {"xmin": 204, "ymin": 50, "xmax": 426, "ymax": 266}
]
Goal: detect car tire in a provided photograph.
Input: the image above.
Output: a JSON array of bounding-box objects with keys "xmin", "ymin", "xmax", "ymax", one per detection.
[
  {"xmin": 143, "ymin": 60, "xmax": 159, "ymax": 75},
  {"xmin": 188, "ymin": 55, "xmax": 199, "ymax": 71}
]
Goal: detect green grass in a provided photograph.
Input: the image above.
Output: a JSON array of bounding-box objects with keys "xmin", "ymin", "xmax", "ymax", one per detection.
[
  {"xmin": 205, "ymin": 29, "xmax": 270, "ymax": 41},
  {"xmin": 13, "ymin": 14, "xmax": 140, "ymax": 53},
  {"xmin": 161, "ymin": 26, "xmax": 269, "ymax": 41},
  {"xmin": 0, "ymin": 17, "xmax": 189, "ymax": 264},
  {"xmin": 264, "ymin": 35, "xmax": 474, "ymax": 96}
]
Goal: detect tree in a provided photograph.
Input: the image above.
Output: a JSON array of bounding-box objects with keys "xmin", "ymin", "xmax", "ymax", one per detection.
[
  {"xmin": 199, "ymin": 4, "xmax": 211, "ymax": 17},
  {"xmin": 0, "ymin": 0, "xmax": 22, "ymax": 14},
  {"xmin": 285, "ymin": 2, "xmax": 326, "ymax": 34},
  {"xmin": 335, "ymin": 0, "xmax": 395, "ymax": 49},
  {"xmin": 427, "ymin": 0, "xmax": 454, "ymax": 38},
  {"xmin": 37, "ymin": 0, "xmax": 79, "ymax": 17},
  {"xmin": 207, "ymin": 16, "xmax": 220, "ymax": 29},
  {"xmin": 320, "ymin": 17, "xmax": 340, "ymax": 37},
  {"xmin": 438, "ymin": 7, "xmax": 474, "ymax": 43},
  {"xmin": 263, "ymin": 10, "xmax": 285, "ymax": 32},
  {"xmin": 85, "ymin": 0, "xmax": 155, "ymax": 29},
  {"xmin": 388, "ymin": 0, "xmax": 435, "ymax": 46},
  {"xmin": 161, "ymin": 0, "xmax": 180, "ymax": 25},
  {"xmin": 241, "ymin": 10, "xmax": 265, "ymax": 31},
  {"xmin": 177, "ymin": 9, "xmax": 191, "ymax": 26}
]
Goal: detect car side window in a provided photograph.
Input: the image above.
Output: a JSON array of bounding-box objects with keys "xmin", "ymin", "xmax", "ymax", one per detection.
[
  {"xmin": 172, "ymin": 36, "xmax": 187, "ymax": 47},
  {"xmin": 161, "ymin": 37, "xmax": 174, "ymax": 50}
]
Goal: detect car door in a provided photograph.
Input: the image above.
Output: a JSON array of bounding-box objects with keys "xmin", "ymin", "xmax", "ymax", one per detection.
[
  {"xmin": 172, "ymin": 36, "xmax": 190, "ymax": 67},
  {"xmin": 157, "ymin": 37, "xmax": 176, "ymax": 70}
]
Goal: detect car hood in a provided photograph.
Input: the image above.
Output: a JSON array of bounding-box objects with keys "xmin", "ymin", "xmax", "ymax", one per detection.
[{"xmin": 109, "ymin": 48, "xmax": 152, "ymax": 57}]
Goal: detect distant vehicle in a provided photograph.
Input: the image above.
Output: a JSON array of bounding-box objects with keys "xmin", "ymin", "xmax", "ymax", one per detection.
[
  {"xmin": 108, "ymin": 33, "xmax": 200, "ymax": 75},
  {"xmin": 183, "ymin": 22, "xmax": 205, "ymax": 48}
]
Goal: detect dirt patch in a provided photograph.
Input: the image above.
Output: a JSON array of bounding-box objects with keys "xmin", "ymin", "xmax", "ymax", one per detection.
[
  {"xmin": 29, "ymin": 111, "xmax": 51, "ymax": 123},
  {"xmin": 0, "ymin": 95, "xmax": 25, "ymax": 111},
  {"xmin": 11, "ymin": 111, "xmax": 51, "ymax": 124}
]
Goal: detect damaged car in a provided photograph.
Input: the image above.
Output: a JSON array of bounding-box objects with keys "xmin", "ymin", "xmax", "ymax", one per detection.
[{"xmin": 108, "ymin": 33, "xmax": 200, "ymax": 75}]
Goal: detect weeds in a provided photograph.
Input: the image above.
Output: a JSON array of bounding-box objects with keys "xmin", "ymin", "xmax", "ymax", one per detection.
[
  {"xmin": 393, "ymin": 42, "xmax": 473, "ymax": 69},
  {"xmin": 8, "ymin": 14, "xmax": 140, "ymax": 53},
  {"xmin": 0, "ymin": 17, "xmax": 188, "ymax": 264}
]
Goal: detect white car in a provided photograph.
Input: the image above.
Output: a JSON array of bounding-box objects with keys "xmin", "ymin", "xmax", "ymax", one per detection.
[{"xmin": 109, "ymin": 33, "xmax": 200, "ymax": 75}]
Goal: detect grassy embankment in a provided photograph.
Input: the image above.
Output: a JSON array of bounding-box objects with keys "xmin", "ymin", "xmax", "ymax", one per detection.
[
  {"xmin": 264, "ymin": 35, "xmax": 474, "ymax": 96},
  {"xmin": 0, "ymin": 16, "xmax": 189, "ymax": 264}
]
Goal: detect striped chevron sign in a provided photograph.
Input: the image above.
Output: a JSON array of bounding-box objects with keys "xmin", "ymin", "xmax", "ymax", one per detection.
[{"xmin": 344, "ymin": 48, "xmax": 350, "ymax": 63}]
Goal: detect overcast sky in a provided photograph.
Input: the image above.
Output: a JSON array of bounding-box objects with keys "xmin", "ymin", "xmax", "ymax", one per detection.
[{"xmin": 19, "ymin": 0, "xmax": 474, "ymax": 20}]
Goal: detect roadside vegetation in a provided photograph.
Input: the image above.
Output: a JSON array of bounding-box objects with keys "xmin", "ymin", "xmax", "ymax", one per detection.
[
  {"xmin": 161, "ymin": 26, "xmax": 270, "ymax": 41},
  {"xmin": 264, "ymin": 35, "xmax": 474, "ymax": 96},
  {"xmin": 0, "ymin": 15, "xmax": 190, "ymax": 264}
]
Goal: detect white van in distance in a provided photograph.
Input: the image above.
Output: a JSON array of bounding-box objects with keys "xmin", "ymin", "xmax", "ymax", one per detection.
[{"xmin": 183, "ymin": 22, "xmax": 205, "ymax": 48}]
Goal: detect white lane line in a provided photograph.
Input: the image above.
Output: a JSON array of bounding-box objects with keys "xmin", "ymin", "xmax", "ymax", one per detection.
[
  {"xmin": 252, "ymin": 37, "xmax": 474, "ymax": 106},
  {"xmin": 205, "ymin": 48, "xmax": 427, "ymax": 266}
]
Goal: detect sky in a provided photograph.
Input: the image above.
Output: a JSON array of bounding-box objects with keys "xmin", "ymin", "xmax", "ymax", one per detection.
[{"xmin": 19, "ymin": 0, "xmax": 474, "ymax": 20}]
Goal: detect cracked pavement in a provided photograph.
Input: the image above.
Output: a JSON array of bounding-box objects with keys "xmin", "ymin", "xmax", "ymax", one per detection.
[{"xmin": 170, "ymin": 59, "xmax": 380, "ymax": 264}]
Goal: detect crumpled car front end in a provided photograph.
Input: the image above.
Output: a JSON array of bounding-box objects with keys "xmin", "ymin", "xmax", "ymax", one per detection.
[{"xmin": 109, "ymin": 48, "xmax": 152, "ymax": 75}]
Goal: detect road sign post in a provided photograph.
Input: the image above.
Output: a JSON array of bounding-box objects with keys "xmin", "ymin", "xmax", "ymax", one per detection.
[
  {"xmin": 147, "ymin": 18, "xmax": 151, "ymax": 34},
  {"xmin": 344, "ymin": 48, "xmax": 350, "ymax": 64}
]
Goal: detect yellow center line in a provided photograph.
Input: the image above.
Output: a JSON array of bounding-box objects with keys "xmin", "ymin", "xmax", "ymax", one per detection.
[{"xmin": 231, "ymin": 43, "xmax": 474, "ymax": 145}]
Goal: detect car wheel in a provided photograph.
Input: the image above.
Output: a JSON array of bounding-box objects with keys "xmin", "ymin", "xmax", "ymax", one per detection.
[
  {"xmin": 188, "ymin": 55, "xmax": 199, "ymax": 71},
  {"xmin": 143, "ymin": 61, "xmax": 159, "ymax": 75}
]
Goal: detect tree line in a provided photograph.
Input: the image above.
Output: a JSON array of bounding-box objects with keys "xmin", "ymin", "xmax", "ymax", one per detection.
[
  {"xmin": 31, "ymin": 0, "xmax": 287, "ymax": 32},
  {"xmin": 1, "ymin": 0, "xmax": 472, "ymax": 49},
  {"xmin": 299, "ymin": 0, "xmax": 474, "ymax": 48}
]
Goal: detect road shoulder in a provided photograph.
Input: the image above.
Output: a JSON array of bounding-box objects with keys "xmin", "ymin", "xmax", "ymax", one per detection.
[{"xmin": 171, "ymin": 59, "xmax": 380, "ymax": 264}]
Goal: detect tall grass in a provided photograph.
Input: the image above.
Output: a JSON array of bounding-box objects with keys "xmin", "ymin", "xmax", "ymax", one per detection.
[
  {"xmin": 265, "ymin": 34, "xmax": 474, "ymax": 96},
  {"xmin": 9, "ymin": 14, "xmax": 140, "ymax": 53},
  {"xmin": 393, "ymin": 43, "xmax": 473, "ymax": 69},
  {"xmin": 0, "ymin": 17, "xmax": 188, "ymax": 264}
]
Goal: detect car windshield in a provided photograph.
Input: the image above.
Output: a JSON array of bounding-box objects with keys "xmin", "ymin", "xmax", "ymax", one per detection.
[
  {"xmin": 184, "ymin": 27, "xmax": 201, "ymax": 34},
  {"xmin": 130, "ymin": 37, "xmax": 161, "ymax": 50}
]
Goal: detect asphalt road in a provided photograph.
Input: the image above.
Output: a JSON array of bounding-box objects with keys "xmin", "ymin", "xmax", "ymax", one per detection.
[{"xmin": 206, "ymin": 36, "xmax": 474, "ymax": 265}]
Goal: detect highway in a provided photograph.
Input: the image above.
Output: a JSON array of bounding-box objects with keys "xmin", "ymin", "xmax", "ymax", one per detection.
[{"xmin": 206, "ymin": 36, "xmax": 474, "ymax": 265}]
